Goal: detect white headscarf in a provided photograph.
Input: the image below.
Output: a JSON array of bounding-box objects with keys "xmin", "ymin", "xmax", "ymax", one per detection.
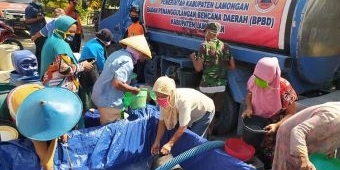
[{"xmin": 152, "ymin": 76, "xmax": 178, "ymax": 130}]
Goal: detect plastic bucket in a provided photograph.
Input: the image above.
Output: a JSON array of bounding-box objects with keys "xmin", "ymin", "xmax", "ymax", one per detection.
[
  {"xmin": 131, "ymin": 88, "xmax": 148, "ymax": 109},
  {"xmin": 0, "ymin": 84, "xmax": 16, "ymax": 120},
  {"xmin": 0, "ymin": 44, "xmax": 19, "ymax": 71},
  {"xmin": 0, "ymin": 125, "xmax": 18, "ymax": 141},
  {"xmin": 84, "ymin": 109, "xmax": 100, "ymax": 128},
  {"xmin": 310, "ymin": 153, "xmax": 340, "ymax": 170},
  {"xmin": 178, "ymin": 67, "xmax": 201, "ymax": 88},
  {"xmin": 123, "ymin": 88, "xmax": 148, "ymax": 109},
  {"xmin": 242, "ymin": 116, "xmax": 269, "ymax": 148}
]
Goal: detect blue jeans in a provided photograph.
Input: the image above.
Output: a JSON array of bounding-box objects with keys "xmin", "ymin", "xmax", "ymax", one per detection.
[{"xmin": 190, "ymin": 111, "xmax": 215, "ymax": 137}]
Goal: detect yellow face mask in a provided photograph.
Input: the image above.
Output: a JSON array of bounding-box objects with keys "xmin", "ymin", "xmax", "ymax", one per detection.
[{"xmin": 54, "ymin": 29, "xmax": 75, "ymax": 42}]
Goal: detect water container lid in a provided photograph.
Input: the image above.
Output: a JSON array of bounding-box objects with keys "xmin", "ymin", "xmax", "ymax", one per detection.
[{"xmin": 0, "ymin": 125, "xmax": 18, "ymax": 141}]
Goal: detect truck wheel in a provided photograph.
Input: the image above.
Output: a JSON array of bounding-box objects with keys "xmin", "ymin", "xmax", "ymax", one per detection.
[
  {"xmin": 334, "ymin": 70, "xmax": 340, "ymax": 90},
  {"xmin": 3, "ymin": 38, "xmax": 24, "ymax": 50},
  {"xmin": 212, "ymin": 86, "xmax": 239, "ymax": 135},
  {"xmin": 335, "ymin": 79, "xmax": 340, "ymax": 90}
]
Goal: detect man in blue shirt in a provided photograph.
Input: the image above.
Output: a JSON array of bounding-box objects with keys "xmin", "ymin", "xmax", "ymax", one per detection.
[
  {"xmin": 31, "ymin": 8, "xmax": 65, "ymax": 41},
  {"xmin": 78, "ymin": 28, "xmax": 113, "ymax": 113},
  {"xmin": 25, "ymin": 0, "xmax": 46, "ymax": 72},
  {"xmin": 92, "ymin": 35, "xmax": 152, "ymax": 125}
]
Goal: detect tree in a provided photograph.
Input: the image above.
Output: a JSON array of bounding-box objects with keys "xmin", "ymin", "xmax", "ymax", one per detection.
[{"xmin": 87, "ymin": 0, "xmax": 102, "ymax": 10}]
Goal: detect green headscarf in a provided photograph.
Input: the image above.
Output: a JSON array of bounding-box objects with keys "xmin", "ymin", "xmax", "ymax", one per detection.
[{"xmin": 40, "ymin": 16, "xmax": 77, "ymax": 76}]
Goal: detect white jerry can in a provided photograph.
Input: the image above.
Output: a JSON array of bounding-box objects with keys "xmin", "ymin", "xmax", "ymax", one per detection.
[{"xmin": 0, "ymin": 44, "xmax": 20, "ymax": 71}]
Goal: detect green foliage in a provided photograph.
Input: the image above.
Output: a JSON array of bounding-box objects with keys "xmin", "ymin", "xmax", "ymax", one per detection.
[
  {"xmin": 76, "ymin": 5, "xmax": 87, "ymax": 21},
  {"xmin": 42, "ymin": 0, "xmax": 91, "ymax": 21},
  {"xmin": 87, "ymin": 0, "xmax": 103, "ymax": 10}
]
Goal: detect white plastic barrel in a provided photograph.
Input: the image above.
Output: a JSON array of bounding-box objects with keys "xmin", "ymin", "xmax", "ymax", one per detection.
[{"xmin": 0, "ymin": 44, "xmax": 20, "ymax": 71}]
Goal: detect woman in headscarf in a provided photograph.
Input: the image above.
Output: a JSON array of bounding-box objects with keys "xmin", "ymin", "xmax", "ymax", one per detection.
[
  {"xmin": 150, "ymin": 76, "xmax": 215, "ymax": 155},
  {"xmin": 241, "ymin": 57, "xmax": 298, "ymax": 168},
  {"xmin": 272, "ymin": 102, "xmax": 340, "ymax": 170},
  {"xmin": 91, "ymin": 35, "xmax": 152, "ymax": 125},
  {"xmin": 40, "ymin": 15, "xmax": 94, "ymax": 93}
]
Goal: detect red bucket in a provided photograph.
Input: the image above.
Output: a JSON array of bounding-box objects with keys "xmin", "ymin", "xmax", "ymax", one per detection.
[{"xmin": 224, "ymin": 138, "xmax": 255, "ymax": 161}]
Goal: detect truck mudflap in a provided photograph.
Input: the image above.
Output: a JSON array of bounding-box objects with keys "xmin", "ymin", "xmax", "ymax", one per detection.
[{"xmin": 212, "ymin": 85, "xmax": 240, "ymax": 135}]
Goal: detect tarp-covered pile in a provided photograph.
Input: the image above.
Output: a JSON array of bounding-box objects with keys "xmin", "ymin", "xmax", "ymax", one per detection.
[{"xmin": 0, "ymin": 105, "xmax": 254, "ymax": 170}]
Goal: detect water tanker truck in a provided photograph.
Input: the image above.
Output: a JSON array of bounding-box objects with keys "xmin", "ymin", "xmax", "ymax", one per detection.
[{"xmin": 98, "ymin": 0, "xmax": 340, "ymax": 134}]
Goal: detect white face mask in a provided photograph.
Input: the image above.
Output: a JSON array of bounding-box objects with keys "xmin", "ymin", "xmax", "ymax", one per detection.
[
  {"xmin": 34, "ymin": 1, "xmax": 44, "ymax": 7},
  {"xmin": 97, "ymin": 38, "xmax": 111, "ymax": 46}
]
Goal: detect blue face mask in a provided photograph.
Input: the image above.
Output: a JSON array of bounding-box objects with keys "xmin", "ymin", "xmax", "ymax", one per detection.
[{"xmin": 65, "ymin": 34, "xmax": 74, "ymax": 42}]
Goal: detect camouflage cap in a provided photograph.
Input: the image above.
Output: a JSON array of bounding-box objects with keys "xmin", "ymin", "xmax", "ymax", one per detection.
[{"xmin": 204, "ymin": 22, "xmax": 221, "ymax": 33}]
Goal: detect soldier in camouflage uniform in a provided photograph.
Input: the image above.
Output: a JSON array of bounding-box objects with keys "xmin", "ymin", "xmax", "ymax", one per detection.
[{"xmin": 190, "ymin": 22, "xmax": 236, "ymax": 133}]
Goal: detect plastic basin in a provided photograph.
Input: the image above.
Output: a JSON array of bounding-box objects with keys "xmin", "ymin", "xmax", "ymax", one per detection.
[
  {"xmin": 224, "ymin": 138, "xmax": 255, "ymax": 161},
  {"xmin": 310, "ymin": 153, "xmax": 340, "ymax": 170}
]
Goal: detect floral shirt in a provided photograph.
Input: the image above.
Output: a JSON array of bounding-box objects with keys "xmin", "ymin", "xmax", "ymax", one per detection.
[
  {"xmin": 279, "ymin": 77, "xmax": 298, "ymax": 109},
  {"xmin": 42, "ymin": 54, "xmax": 83, "ymax": 92}
]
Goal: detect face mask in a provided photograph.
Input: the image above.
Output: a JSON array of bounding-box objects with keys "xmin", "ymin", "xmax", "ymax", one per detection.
[
  {"xmin": 55, "ymin": 29, "xmax": 75, "ymax": 42},
  {"xmin": 130, "ymin": 16, "xmax": 139, "ymax": 23},
  {"xmin": 255, "ymin": 77, "xmax": 269, "ymax": 88},
  {"xmin": 157, "ymin": 97, "xmax": 170, "ymax": 108},
  {"xmin": 65, "ymin": 33, "xmax": 75, "ymax": 42},
  {"xmin": 34, "ymin": 1, "xmax": 44, "ymax": 7},
  {"xmin": 97, "ymin": 38, "xmax": 111, "ymax": 46},
  {"xmin": 126, "ymin": 47, "xmax": 143, "ymax": 64},
  {"xmin": 104, "ymin": 41, "xmax": 111, "ymax": 46}
]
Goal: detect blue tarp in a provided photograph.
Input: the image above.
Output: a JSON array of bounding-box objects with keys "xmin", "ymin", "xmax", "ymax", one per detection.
[{"xmin": 0, "ymin": 105, "xmax": 255, "ymax": 170}]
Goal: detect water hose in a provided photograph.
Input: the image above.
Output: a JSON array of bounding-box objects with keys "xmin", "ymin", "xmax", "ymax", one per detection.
[{"xmin": 155, "ymin": 140, "xmax": 224, "ymax": 170}]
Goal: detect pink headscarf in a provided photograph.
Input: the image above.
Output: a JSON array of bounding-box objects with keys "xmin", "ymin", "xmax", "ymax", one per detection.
[{"xmin": 248, "ymin": 57, "xmax": 281, "ymax": 118}]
